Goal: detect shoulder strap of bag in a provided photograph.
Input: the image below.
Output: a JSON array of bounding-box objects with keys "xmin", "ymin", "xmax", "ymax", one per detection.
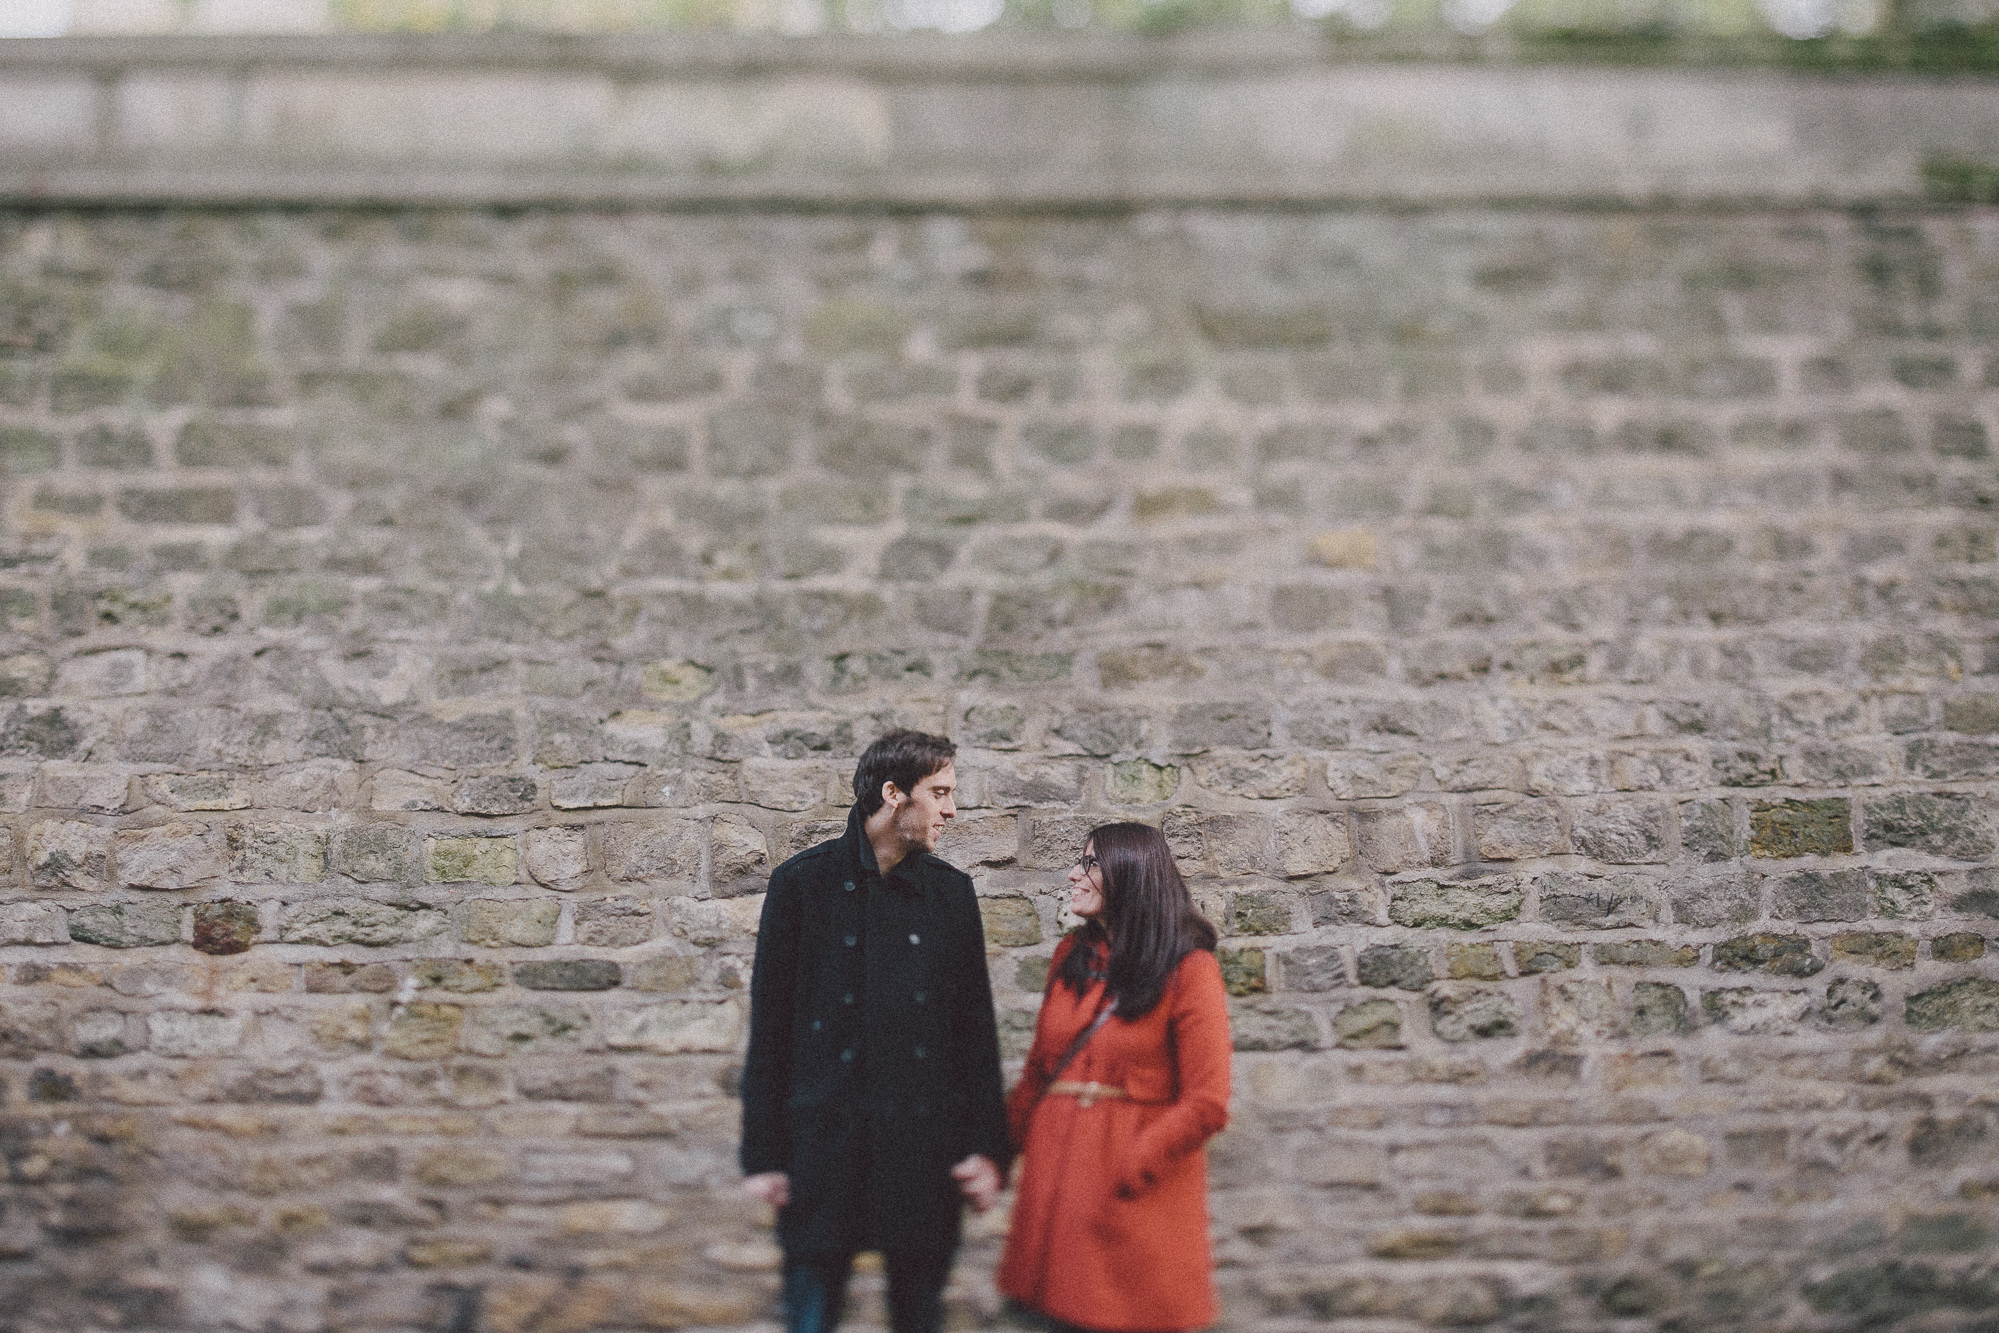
[{"xmin": 1022, "ymin": 991, "xmax": 1118, "ymax": 1127}]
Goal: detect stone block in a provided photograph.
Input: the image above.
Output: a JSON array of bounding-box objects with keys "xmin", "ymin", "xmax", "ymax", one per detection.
[
  {"xmin": 1052, "ymin": 708, "xmax": 1145, "ymax": 757},
  {"xmin": 1771, "ymin": 869, "xmax": 1870, "ymax": 922},
  {"xmin": 69, "ymin": 901, "xmax": 182, "ymax": 948},
  {"xmin": 385, "ymin": 1003, "xmax": 465, "ymax": 1060},
  {"xmin": 146, "ymin": 772, "xmax": 253, "ymax": 812},
  {"xmin": 116, "ymin": 821, "xmax": 221, "ymax": 889},
  {"xmin": 1544, "ymin": 977, "xmax": 1619, "ymax": 1044},
  {"xmin": 574, "ymin": 898, "xmax": 653, "ymax": 948},
  {"xmin": 1906, "ymin": 978, "xmax": 1999, "ymax": 1032},
  {"xmin": 1327, "ymin": 753, "xmax": 1422, "ymax": 799},
  {"xmin": 192, "ymin": 901, "xmax": 260, "ymax": 955},
  {"xmin": 1664, "ymin": 869, "xmax": 1760, "ymax": 927},
  {"xmin": 1700, "ymin": 987, "xmax": 1813, "ymax": 1036},
  {"xmin": 1308, "ymin": 530, "xmax": 1378, "ymax": 569},
  {"xmin": 329, "ymin": 826, "xmax": 418, "ymax": 883},
  {"xmin": 1388, "ymin": 878, "xmax": 1522, "ymax": 930},
  {"xmin": 1229, "ymin": 891, "xmax": 1293, "ymax": 936},
  {"xmin": 1750, "ymin": 798, "xmax": 1853, "ymax": 858},
  {"xmin": 427, "ymin": 837, "xmax": 518, "ymax": 886},
  {"xmin": 1357, "ymin": 805, "xmax": 1454, "ymax": 873},
  {"xmin": 0, "ymin": 901, "xmax": 69, "ymax": 945},
  {"xmin": 413, "ymin": 959, "xmax": 505, "ymax": 992},
  {"xmin": 1217, "ymin": 947, "xmax": 1265, "ymax": 995},
  {"xmin": 1861, "ymin": 792, "xmax": 1996, "ymax": 860},
  {"xmin": 1356, "ymin": 944, "xmax": 1432, "ymax": 990},
  {"xmin": 1516, "ymin": 942, "xmax": 1580, "ymax": 974},
  {"xmin": 1446, "ymin": 942, "xmax": 1505, "ymax": 980},
  {"xmin": 979, "ymin": 896, "xmax": 1041, "ymax": 948},
  {"xmin": 34, "ymin": 763, "xmax": 132, "ymax": 811},
  {"xmin": 463, "ymin": 1003, "xmax": 590, "ymax": 1056},
  {"xmin": 1933, "ymin": 932, "xmax": 1986, "ymax": 962},
  {"xmin": 521, "ymin": 826, "xmax": 590, "ymax": 890},
  {"xmin": 1636, "ymin": 1128, "xmax": 1711, "ymax": 1177},
  {"xmin": 1537, "ymin": 871, "xmax": 1657, "ymax": 929},
  {"xmin": 641, "ymin": 660, "xmax": 714, "ymax": 703},
  {"xmin": 1592, "ymin": 940, "xmax": 1699, "ymax": 967},
  {"xmin": 628, "ymin": 956, "xmax": 701, "ymax": 994},
  {"xmin": 1273, "ymin": 812, "xmax": 1351, "ymax": 878},
  {"xmin": 227, "ymin": 824, "xmax": 326, "ymax": 884},
  {"xmin": 462, "ymin": 899, "xmax": 559, "ymax": 948},
  {"xmin": 1191, "ymin": 754, "xmax": 1308, "ymax": 799},
  {"xmin": 280, "ymin": 899, "xmax": 446, "ymax": 948},
  {"xmin": 945, "ymin": 814, "xmax": 1017, "ymax": 868},
  {"xmin": 1713, "ymin": 933, "xmax": 1823, "ymax": 976},
  {"xmin": 1428, "ymin": 985, "xmax": 1521, "ymax": 1041},
  {"xmin": 1872, "ymin": 870, "xmax": 1939, "ymax": 919},
  {"xmin": 1819, "ymin": 977, "xmax": 1884, "ymax": 1029},
  {"xmin": 1474, "ymin": 798, "xmax": 1564, "ymax": 861},
  {"xmin": 304, "ymin": 961, "xmax": 397, "ymax": 993},
  {"xmin": 603, "ymin": 1000, "xmax": 743, "ymax": 1054},
  {"xmin": 601, "ymin": 822, "xmax": 703, "ymax": 885},
  {"xmin": 668, "ymin": 896, "xmax": 763, "ymax": 947},
  {"xmin": 513, "ymin": 960, "xmax": 622, "ymax": 990},
  {"xmin": 455, "ymin": 774, "xmax": 540, "ymax": 816},
  {"xmin": 1628, "ymin": 982, "xmax": 1689, "ymax": 1035},
  {"xmin": 1230, "ymin": 1003, "xmax": 1320, "ymax": 1051},
  {"xmin": 1830, "ymin": 932, "xmax": 1917, "ymax": 969},
  {"xmin": 27, "ymin": 820, "xmax": 113, "ymax": 889},
  {"xmin": 1279, "ymin": 945, "xmax": 1345, "ymax": 991},
  {"xmin": 148, "ymin": 1009, "xmax": 246, "ymax": 1058},
  {"xmin": 1569, "ymin": 797, "xmax": 1668, "ymax": 864},
  {"xmin": 1169, "ymin": 702, "xmax": 1272, "ymax": 753}
]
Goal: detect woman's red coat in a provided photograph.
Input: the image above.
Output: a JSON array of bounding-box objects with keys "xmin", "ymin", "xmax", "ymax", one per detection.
[{"xmin": 998, "ymin": 936, "xmax": 1232, "ymax": 1332}]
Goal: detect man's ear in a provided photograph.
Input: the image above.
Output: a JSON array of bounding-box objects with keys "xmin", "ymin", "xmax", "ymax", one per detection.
[{"xmin": 880, "ymin": 781, "xmax": 902, "ymax": 809}]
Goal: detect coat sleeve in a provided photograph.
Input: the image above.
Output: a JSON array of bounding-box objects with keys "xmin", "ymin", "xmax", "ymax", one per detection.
[
  {"xmin": 1114, "ymin": 949, "xmax": 1231, "ymax": 1198},
  {"xmin": 952, "ymin": 877, "xmax": 1015, "ymax": 1174},
  {"xmin": 739, "ymin": 865, "xmax": 800, "ymax": 1177},
  {"xmin": 1005, "ymin": 934, "xmax": 1076, "ymax": 1149}
]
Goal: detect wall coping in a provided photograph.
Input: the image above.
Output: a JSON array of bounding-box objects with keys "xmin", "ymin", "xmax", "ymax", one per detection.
[{"xmin": 2, "ymin": 33, "xmax": 1995, "ymax": 208}]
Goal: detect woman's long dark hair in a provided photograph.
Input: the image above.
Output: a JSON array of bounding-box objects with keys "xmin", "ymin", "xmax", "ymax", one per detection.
[{"xmin": 1055, "ymin": 822, "xmax": 1218, "ymax": 1021}]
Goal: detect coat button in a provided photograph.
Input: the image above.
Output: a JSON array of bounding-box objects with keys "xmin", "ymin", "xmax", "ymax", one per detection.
[
  {"xmin": 909, "ymin": 933, "xmax": 920, "ymax": 945},
  {"xmin": 841, "ymin": 1049, "xmax": 854, "ymax": 1062},
  {"xmin": 913, "ymin": 1047, "xmax": 925, "ymax": 1059},
  {"xmin": 843, "ymin": 993, "xmax": 854, "ymax": 1005},
  {"xmin": 843, "ymin": 881, "xmax": 855, "ymax": 892},
  {"xmin": 811, "ymin": 1019, "xmax": 822, "ymax": 1031},
  {"xmin": 913, "ymin": 991, "xmax": 925, "ymax": 1004},
  {"xmin": 844, "ymin": 935, "xmax": 857, "ymax": 947}
]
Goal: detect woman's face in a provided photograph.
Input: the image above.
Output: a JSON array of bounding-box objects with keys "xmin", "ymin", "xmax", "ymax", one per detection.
[{"xmin": 1066, "ymin": 841, "xmax": 1106, "ymax": 921}]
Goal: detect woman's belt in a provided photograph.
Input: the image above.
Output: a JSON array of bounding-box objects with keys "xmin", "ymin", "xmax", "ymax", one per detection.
[{"xmin": 1046, "ymin": 1080, "xmax": 1127, "ymax": 1108}]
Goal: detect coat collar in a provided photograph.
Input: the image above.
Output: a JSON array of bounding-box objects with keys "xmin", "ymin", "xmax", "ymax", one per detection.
[{"xmin": 842, "ymin": 803, "xmax": 922, "ymax": 896}]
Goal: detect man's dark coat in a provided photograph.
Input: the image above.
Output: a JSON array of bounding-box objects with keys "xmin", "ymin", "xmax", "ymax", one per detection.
[{"xmin": 740, "ymin": 804, "xmax": 1012, "ymax": 1259}]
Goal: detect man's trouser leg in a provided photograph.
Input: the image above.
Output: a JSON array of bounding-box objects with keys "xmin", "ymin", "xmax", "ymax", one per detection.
[
  {"xmin": 882, "ymin": 1250, "xmax": 953, "ymax": 1333},
  {"xmin": 782, "ymin": 1255, "xmax": 854, "ymax": 1333}
]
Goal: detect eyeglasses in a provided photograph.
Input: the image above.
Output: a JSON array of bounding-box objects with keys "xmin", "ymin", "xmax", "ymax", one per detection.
[{"xmin": 1072, "ymin": 854, "xmax": 1101, "ymax": 874}]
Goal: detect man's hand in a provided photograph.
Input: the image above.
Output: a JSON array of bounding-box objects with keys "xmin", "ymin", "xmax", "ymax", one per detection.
[
  {"xmin": 743, "ymin": 1171, "xmax": 791, "ymax": 1208},
  {"xmin": 951, "ymin": 1155, "xmax": 1001, "ymax": 1212}
]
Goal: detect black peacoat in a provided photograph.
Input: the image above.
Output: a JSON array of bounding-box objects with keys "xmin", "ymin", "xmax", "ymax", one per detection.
[{"xmin": 740, "ymin": 803, "xmax": 1012, "ymax": 1260}]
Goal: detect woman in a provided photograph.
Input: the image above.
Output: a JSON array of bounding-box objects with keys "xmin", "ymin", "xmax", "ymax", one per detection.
[{"xmin": 999, "ymin": 822, "xmax": 1232, "ymax": 1333}]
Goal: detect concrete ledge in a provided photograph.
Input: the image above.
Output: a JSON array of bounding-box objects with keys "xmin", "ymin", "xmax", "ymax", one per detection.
[{"xmin": 3, "ymin": 33, "xmax": 1996, "ymax": 207}]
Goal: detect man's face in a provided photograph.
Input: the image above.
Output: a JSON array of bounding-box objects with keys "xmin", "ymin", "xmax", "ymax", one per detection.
[{"xmin": 887, "ymin": 762, "xmax": 957, "ymax": 855}]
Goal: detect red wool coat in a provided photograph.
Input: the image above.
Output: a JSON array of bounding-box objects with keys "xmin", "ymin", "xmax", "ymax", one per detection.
[{"xmin": 998, "ymin": 937, "xmax": 1232, "ymax": 1333}]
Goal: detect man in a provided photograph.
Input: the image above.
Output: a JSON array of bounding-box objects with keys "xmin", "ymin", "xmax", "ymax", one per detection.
[{"xmin": 740, "ymin": 729, "xmax": 1010, "ymax": 1333}]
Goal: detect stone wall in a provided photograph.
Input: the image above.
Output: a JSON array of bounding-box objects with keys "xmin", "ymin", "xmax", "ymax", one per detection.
[{"xmin": 1, "ymin": 38, "xmax": 1998, "ymax": 1333}]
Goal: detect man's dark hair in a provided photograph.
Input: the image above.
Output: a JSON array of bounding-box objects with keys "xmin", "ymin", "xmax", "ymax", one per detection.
[{"xmin": 853, "ymin": 730, "xmax": 957, "ymax": 817}]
